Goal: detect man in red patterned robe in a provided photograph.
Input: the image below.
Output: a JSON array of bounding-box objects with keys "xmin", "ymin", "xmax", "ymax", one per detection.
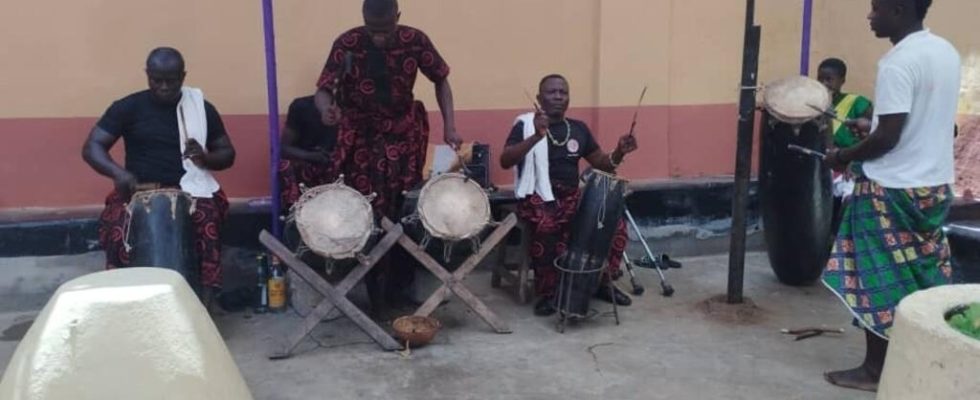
[{"xmin": 314, "ymin": 0, "xmax": 462, "ymax": 314}]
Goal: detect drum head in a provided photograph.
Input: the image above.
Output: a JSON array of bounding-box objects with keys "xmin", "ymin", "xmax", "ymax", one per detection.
[
  {"xmin": 417, "ymin": 173, "xmax": 491, "ymax": 241},
  {"xmin": 294, "ymin": 183, "xmax": 374, "ymax": 259},
  {"xmin": 763, "ymin": 76, "xmax": 831, "ymax": 125},
  {"xmin": 127, "ymin": 189, "xmax": 193, "ymax": 215}
]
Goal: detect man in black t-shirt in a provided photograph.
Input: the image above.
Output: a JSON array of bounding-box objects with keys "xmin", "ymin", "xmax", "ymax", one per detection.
[
  {"xmin": 82, "ymin": 48, "xmax": 236, "ymax": 311},
  {"xmin": 500, "ymin": 74, "xmax": 638, "ymax": 316},
  {"xmin": 278, "ymin": 95, "xmax": 339, "ymax": 212}
]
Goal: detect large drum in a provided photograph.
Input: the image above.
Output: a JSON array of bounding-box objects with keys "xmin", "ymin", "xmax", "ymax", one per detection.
[
  {"xmin": 126, "ymin": 189, "xmax": 199, "ymax": 293},
  {"xmin": 759, "ymin": 76, "xmax": 834, "ymax": 285},
  {"xmin": 291, "ymin": 179, "xmax": 375, "ymax": 260},
  {"xmin": 555, "ymin": 169, "xmax": 629, "ymax": 318}
]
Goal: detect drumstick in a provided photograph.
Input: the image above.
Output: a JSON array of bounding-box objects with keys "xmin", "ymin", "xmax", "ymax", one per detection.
[
  {"xmin": 523, "ymin": 89, "xmax": 542, "ymax": 113},
  {"xmin": 628, "ymin": 86, "xmax": 648, "ymax": 137},
  {"xmin": 806, "ymin": 103, "xmax": 848, "ymax": 124},
  {"xmin": 787, "ymin": 144, "xmax": 826, "ymax": 159}
]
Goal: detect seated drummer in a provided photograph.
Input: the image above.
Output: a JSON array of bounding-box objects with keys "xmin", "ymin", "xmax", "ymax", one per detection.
[
  {"xmin": 82, "ymin": 47, "xmax": 236, "ymax": 311},
  {"xmin": 500, "ymin": 74, "xmax": 638, "ymax": 316},
  {"xmin": 278, "ymin": 94, "xmax": 339, "ymax": 212},
  {"xmin": 815, "ymin": 58, "xmax": 873, "ymax": 235}
]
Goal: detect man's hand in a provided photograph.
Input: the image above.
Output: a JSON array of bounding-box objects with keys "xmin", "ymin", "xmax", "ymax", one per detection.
[
  {"xmin": 444, "ymin": 127, "xmax": 463, "ymax": 150},
  {"xmin": 825, "ymin": 149, "xmax": 849, "ymax": 172},
  {"xmin": 113, "ymin": 170, "xmax": 138, "ymax": 198},
  {"xmin": 321, "ymin": 104, "xmax": 341, "ymax": 126},
  {"xmin": 846, "ymin": 118, "xmax": 872, "ymax": 136},
  {"xmin": 616, "ymin": 134, "xmax": 639, "ymax": 155},
  {"xmin": 184, "ymin": 139, "xmax": 207, "ymax": 168},
  {"xmin": 533, "ymin": 110, "xmax": 549, "ymax": 139}
]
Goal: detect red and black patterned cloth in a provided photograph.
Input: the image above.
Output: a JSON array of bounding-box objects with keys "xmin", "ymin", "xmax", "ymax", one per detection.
[
  {"xmin": 316, "ymin": 25, "xmax": 450, "ymax": 219},
  {"xmin": 517, "ymin": 185, "xmax": 627, "ymax": 298},
  {"xmin": 99, "ymin": 188, "xmax": 229, "ymax": 288}
]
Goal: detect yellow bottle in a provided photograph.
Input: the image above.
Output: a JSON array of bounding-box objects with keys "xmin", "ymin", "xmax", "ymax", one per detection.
[{"xmin": 268, "ymin": 257, "xmax": 287, "ymax": 312}]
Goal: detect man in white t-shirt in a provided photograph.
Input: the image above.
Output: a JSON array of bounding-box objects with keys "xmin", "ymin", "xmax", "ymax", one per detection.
[{"xmin": 820, "ymin": 0, "xmax": 960, "ymax": 393}]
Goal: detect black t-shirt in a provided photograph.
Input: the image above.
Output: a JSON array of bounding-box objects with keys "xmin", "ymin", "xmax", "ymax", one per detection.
[
  {"xmin": 505, "ymin": 118, "xmax": 600, "ymax": 187},
  {"xmin": 97, "ymin": 90, "xmax": 228, "ymax": 186},
  {"xmin": 286, "ymin": 96, "xmax": 337, "ymax": 152}
]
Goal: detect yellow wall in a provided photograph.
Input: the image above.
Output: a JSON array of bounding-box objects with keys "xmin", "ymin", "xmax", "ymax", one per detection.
[
  {"xmin": 3, "ymin": 0, "xmax": 980, "ymax": 209},
  {"xmin": 4, "ymin": 1, "xmax": 980, "ymax": 119}
]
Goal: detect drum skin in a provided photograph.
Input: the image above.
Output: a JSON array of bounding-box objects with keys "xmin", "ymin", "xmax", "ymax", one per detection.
[
  {"xmin": 759, "ymin": 111, "xmax": 834, "ymax": 286},
  {"xmin": 293, "ymin": 182, "xmax": 374, "ymax": 260},
  {"xmin": 558, "ymin": 170, "xmax": 629, "ymax": 316},
  {"xmin": 127, "ymin": 190, "xmax": 199, "ymax": 294},
  {"xmin": 417, "ymin": 173, "xmax": 490, "ymax": 241}
]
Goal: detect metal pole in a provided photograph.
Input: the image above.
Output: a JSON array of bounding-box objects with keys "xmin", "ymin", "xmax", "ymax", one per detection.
[
  {"xmin": 727, "ymin": 0, "xmax": 761, "ymax": 304},
  {"xmin": 800, "ymin": 0, "xmax": 814, "ymax": 75},
  {"xmin": 261, "ymin": 0, "xmax": 282, "ymax": 238}
]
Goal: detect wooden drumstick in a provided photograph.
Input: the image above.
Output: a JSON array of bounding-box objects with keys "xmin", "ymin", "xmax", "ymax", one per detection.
[
  {"xmin": 523, "ymin": 89, "xmax": 543, "ymax": 113},
  {"xmin": 628, "ymin": 86, "xmax": 648, "ymax": 137},
  {"xmin": 806, "ymin": 103, "xmax": 849, "ymax": 124},
  {"xmin": 787, "ymin": 144, "xmax": 826, "ymax": 159}
]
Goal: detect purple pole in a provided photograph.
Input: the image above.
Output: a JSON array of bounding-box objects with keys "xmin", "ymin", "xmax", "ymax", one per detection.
[
  {"xmin": 800, "ymin": 0, "xmax": 814, "ymax": 75},
  {"xmin": 261, "ymin": 0, "xmax": 282, "ymax": 238}
]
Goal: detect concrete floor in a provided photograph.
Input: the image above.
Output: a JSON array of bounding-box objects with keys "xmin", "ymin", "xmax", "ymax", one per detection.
[{"xmin": 0, "ymin": 251, "xmax": 874, "ymax": 400}]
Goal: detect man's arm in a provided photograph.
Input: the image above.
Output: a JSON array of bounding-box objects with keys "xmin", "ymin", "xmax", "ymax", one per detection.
[
  {"xmin": 829, "ymin": 114, "xmax": 906, "ymax": 167},
  {"xmin": 202, "ymin": 135, "xmax": 235, "ymax": 170},
  {"xmin": 280, "ymin": 126, "xmax": 328, "ymax": 163},
  {"xmin": 585, "ymin": 134, "xmax": 637, "ymax": 173},
  {"xmin": 434, "ymin": 78, "xmax": 461, "ymax": 149},
  {"xmin": 500, "ymin": 112, "xmax": 549, "ymax": 169},
  {"xmin": 500, "ymin": 135, "xmax": 544, "ymax": 170},
  {"xmin": 82, "ymin": 126, "xmax": 136, "ymax": 195}
]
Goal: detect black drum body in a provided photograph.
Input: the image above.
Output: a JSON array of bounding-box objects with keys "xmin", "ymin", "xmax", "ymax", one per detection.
[
  {"xmin": 556, "ymin": 170, "xmax": 628, "ymax": 317},
  {"xmin": 759, "ymin": 112, "xmax": 834, "ymax": 285},
  {"xmin": 127, "ymin": 190, "xmax": 200, "ymax": 293}
]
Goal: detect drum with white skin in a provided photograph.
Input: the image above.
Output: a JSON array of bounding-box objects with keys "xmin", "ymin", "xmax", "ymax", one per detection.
[{"xmin": 759, "ymin": 76, "xmax": 835, "ymax": 285}]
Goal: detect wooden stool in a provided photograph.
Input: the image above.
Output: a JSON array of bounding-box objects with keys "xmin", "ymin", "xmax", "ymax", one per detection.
[
  {"xmin": 382, "ymin": 215, "xmax": 517, "ymax": 334},
  {"xmin": 491, "ymin": 218, "xmax": 533, "ymax": 304},
  {"xmin": 259, "ymin": 225, "xmax": 404, "ymax": 358}
]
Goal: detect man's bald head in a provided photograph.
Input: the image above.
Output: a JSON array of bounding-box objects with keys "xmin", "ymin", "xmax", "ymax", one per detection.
[
  {"xmin": 144, "ymin": 47, "xmax": 186, "ymax": 104},
  {"xmin": 146, "ymin": 47, "xmax": 185, "ymax": 74},
  {"xmin": 363, "ymin": 0, "xmax": 398, "ymax": 18}
]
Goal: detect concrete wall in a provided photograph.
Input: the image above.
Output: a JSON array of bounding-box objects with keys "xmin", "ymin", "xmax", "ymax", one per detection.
[{"xmin": 1, "ymin": 0, "xmax": 978, "ymax": 209}]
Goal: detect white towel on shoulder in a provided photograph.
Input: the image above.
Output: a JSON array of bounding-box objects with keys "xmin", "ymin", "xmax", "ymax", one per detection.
[
  {"xmin": 513, "ymin": 112, "xmax": 554, "ymax": 202},
  {"xmin": 177, "ymin": 87, "xmax": 220, "ymax": 198}
]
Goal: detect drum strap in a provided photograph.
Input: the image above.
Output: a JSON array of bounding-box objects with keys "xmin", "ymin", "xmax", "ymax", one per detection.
[{"xmin": 596, "ymin": 178, "xmax": 609, "ymax": 230}]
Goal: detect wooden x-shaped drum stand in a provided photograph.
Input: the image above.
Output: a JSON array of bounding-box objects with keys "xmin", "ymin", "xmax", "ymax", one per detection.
[
  {"xmin": 259, "ymin": 223, "xmax": 405, "ymax": 358},
  {"xmin": 381, "ymin": 214, "xmax": 517, "ymax": 334}
]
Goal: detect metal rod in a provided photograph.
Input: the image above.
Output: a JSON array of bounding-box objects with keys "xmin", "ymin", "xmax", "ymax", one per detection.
[
  {"xmin": 727, "ymin": 0, "xmax": 760, "ymax": 304},
  {"xmin": 800, "ymin": 0, "xmax": 814, "ymax": 75},
  {"xmin": 261, "ymin": 0, "xmax": 282, "ymax": 238},
  {"xmin": 624, "ymin": 208, "xmax": 673, "ymax": 296}
]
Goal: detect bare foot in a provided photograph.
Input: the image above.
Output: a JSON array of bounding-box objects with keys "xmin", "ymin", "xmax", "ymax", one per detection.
[{"xmin": 824, "ymin": 366, "xmax": 879, "ymax": 392}]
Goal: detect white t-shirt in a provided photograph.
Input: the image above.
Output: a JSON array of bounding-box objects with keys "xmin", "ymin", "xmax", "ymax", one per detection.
[{"xmin": 864, "ymin": 29, "xmax": 961, "ymax": 188}]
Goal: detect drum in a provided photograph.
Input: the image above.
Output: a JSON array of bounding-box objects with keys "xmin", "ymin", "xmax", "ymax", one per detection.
[
  {"xmin": 555, "ymin": 169, "xmax": 629, "ymax": 318},
  {"xmin": 291, "ymin": 179, "xmax": 375, "ymax": 260},
  {"xmin": 416, "ymin": 172, "xmax": 491, "ymax": 242},
  {"xmin": 126, "ymin": 189, "xmax": 199, "ymax": 292},
  {"xmin": 759, "ymin": 76, "xmax": 834, "ymax": 285}
]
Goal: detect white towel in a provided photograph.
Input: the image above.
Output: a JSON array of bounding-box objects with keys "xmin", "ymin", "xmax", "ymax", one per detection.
[
  {"xmin": 513, "ymin": 112, "xmax": 554, "ymax": 202},
  {"xmin": 177, "ymin": 87, "xmax": 220, "ymax": 198}
]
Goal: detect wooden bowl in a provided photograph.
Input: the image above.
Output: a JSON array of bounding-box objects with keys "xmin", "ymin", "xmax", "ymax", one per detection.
[{"xmin": 392, "ymin": 315, "xmax": 442, "ymax": 347}]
